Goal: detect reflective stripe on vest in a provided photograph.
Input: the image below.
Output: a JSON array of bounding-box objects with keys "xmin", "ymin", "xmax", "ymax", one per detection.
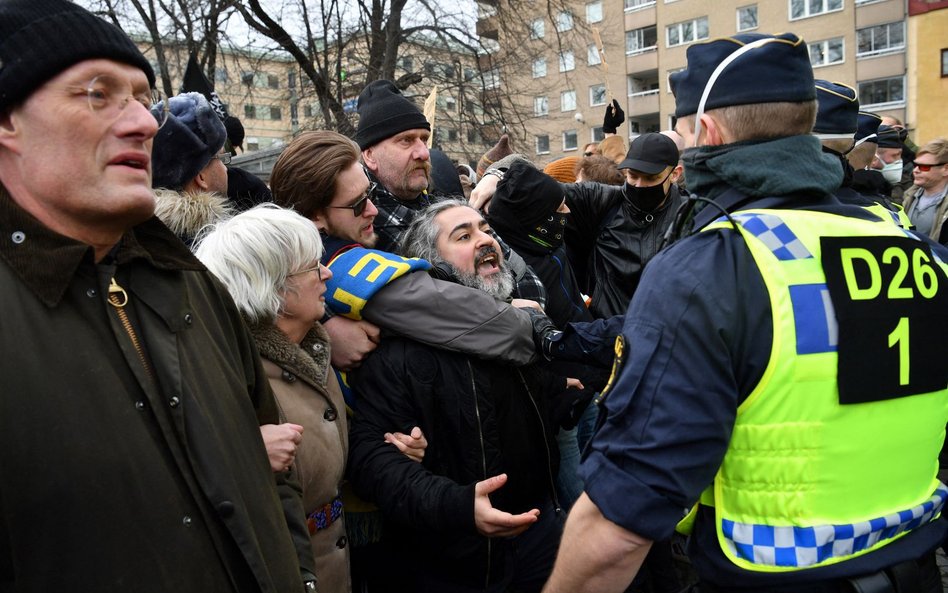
[{"xmin": 694, "ymin": 208, "xmax": 948, "ymax": 573}]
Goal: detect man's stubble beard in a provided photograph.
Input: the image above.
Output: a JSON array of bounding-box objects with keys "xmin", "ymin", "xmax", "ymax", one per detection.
[{"xmin": 445, "ymin": 260, "xmax": 515, "ymax": 301}]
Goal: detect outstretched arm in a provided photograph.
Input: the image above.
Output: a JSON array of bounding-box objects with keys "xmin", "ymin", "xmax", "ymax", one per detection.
[
  {"xmin": 543, "ymin": 493, "xmax": 651, "ymax": 593},
  {"xmin": 363, "ymin": 271, "xmax": 538, "ymax": 366}
]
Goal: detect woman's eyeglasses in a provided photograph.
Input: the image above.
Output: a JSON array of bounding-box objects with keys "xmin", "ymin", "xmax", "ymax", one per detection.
[
  {"xmin": 328, "ymin": 182, "xmax": 377, "ymax": 217},
  {"xmin": 290, "ymin": 264, "xmax": 323, "ymax": 281}
]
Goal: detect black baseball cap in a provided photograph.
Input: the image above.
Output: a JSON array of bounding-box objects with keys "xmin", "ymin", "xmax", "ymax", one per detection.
[{"xmin": 618, "ymin": 133, "xmax": 680, "ymax": 175}]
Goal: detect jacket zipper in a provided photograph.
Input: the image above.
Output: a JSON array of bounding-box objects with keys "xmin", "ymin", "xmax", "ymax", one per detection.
[
  {"xmin": 467, "ymin": 360, "xmax": 491, "ymax": 589},
  {"xmin": 108, "ymin": 277, "xmax": 155, "ymax": 381},
  {"xmin": 518, "ymin": 371, "xmax": 562, "ymax": 515}
]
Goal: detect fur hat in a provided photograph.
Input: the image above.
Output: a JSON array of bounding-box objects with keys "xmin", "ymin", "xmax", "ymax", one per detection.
[
  {"xmin": 543, "ymin": 156, "xmax": 580, "ymax": 183},
  {"xmin": 814, "ymin": 80, "xmax": 858, "ymax": 139},
  {"xmin": 477, "ymin": 135, "xmax": 513, "ymax": 177},
  {"xmin": 0, "ymin": 0, "xmax": 155, "ymax": 112},
  {"xmin": 353, "ymin": 80, "xmax": 430, "ymax": 150},
  {"xmin": 670, "ymin": 33, "xmax": 815, "ymax": 118},
  {"xmin": 151, "ymin": 92, "xmax": 227, "ymax": 190}
]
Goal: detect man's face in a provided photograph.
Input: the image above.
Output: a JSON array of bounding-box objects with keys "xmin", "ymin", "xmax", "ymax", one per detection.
[
  {"xmin": 200, "ymin": 151, "xmax": 229, "ymax": 195},
  {"xmin": 362, "ymin": 128, "xmax": 431, "ymax": 200},
  {"xmin": 623, "ymin": 166, "xmax": 679, "ymax": 191},
  {"xmin": 872, "ymin": 147, "xmax": 902, "ymax": 169},
  {"xmin": 0, "ymin": 59, "xmax": 158, "ymax": 244},
  {"xmin": 314, "ymin": 161, "xmax": 378, "ymax": 247},
  {"xmin": 434, "ymin": 205, "xmax": 512, "ymax": 299},
  {"xmin": 911, "ymin": 154, "xmax": 948, "ymax": 191}
]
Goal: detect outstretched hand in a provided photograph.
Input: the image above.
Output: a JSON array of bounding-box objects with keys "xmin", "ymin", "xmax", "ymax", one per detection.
[{"xmin": 474, "ymin": 474, "xmax": 540, "ymax": 537}]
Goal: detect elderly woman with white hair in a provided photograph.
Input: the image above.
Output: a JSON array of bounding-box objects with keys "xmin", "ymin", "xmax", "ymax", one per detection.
[{"xmin": 195, "ymin": 204, "xmax": 351, "ymax": 592}]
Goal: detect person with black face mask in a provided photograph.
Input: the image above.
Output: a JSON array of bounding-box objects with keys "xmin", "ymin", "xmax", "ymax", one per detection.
[{"xmin": 564, "ymin": 132, "xmax": 685, "ymax": 320}]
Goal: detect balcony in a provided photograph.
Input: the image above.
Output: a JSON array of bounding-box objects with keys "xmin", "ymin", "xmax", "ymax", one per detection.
[
  {"xmin": 476, "ymin": 16, "xmax": 498, "ymax": 40},
  {"xmin": 627, "ymin": 89, "xmax": 659, "ymax": 117},
  {"xmin": 626, "ymin": 48, "xmax": 658, "ymax": 74}
]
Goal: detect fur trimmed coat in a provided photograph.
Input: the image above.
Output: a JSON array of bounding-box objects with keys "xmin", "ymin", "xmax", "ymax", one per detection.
[
  {"xmin": 153, "ymin": 188, "xmax": 234, "ymax": 247},
  {"xmin": 250, "ymin": 321, "xmax": 351, "ymax": 593}
]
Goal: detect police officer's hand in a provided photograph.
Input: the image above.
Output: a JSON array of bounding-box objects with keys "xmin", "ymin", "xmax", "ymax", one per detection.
[{"xmin": 473, "ymin": 474, "xmax": 540, "ymax": 537}]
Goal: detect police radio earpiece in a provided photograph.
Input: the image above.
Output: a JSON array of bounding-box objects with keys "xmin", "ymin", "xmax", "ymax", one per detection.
[{"xmin": 660, "ymin": 195, "xmax": 741, "ymax": 250}]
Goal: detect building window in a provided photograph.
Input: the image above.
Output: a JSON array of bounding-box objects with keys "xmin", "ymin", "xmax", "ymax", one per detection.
[
  {"xmin": 628, "ymin": 75, "xmax": 659, "ymax": 95},
  {"xmin": 400, "ymin": 56, "xmax": 414, "ymax": 71},
  {"xmin": 484, "ymin": 67, "xmax": 501, "ymax": 89},
  {"xmin": 592, "ymin": 126, "xmax": 605, "ymax": 142},
  {"xmin": 214, "ymin": 68, "xmax": 229, "ymax": 84},
  {"xmin": 268, "ymin": 74, "xmax": 280, "ymax": 89},
  {"xmin": 556, "ymin": 11, "xmax": 573, "ymax": 32},
  {"xmin": 667, "ymin": 16, "xmax": 709, "ymax": 48},
  {"xmin": 534, "ymin": 96, "xmax": 549, "ymax": 116},
  {"xmin": 303, "ymin": 104, "xmax": 314, "ymax": 118},
  {"xmin": 244, "ymin": 105, "xmax": 255, "ymax": 119},
  {"xmin": 809, "ymin": 37, "xmax": 845, "ymax": 67},
  {"xmin": 586, "ymin": 1, "xmax": 603, "ymax": 23},
  {"xmin": 532, "ymin": 58, "xmax": 547, "ymax": 78},
  {"xmin": 590, "ymin": 84, "xmax": 607, "ymax": 106},
  {"xmin": 241, "ymin": 71, "xmax": 255, "ymax": 86},
  {"xmin": 856, "ymin": 22, "xmax": 905, "ymax": 57},
  {"xmin": 563, "ymin": 130, "xmax": 579, "ymax": 151},
  {"xmin": 246, "ymin": 137, "xmax": 259, "ymax": 152},
  {"xmin": 943, "ymin": 49, "xmax": 948, "ymax": 77},
  {"xmin": 561, "ymin": 90, "xmax": 577, "ymax": 111},
  {"xmin": 627, "ymin": 26, "xmax": 658, "ymax": 54},
  {"xmin": 536, "ymin": 134, "xmax": 550, "ymax": 155},
  {"xmin": 858, "ymin": 76, "xmax": 904, "ymax": 108},
  {"xmin": 737, "ymin": 5, "xmax": 758, "ymax": 31},
  {"xmin": 559, "ymin": 51, "xmax": 575, "ymax": 72},
  {"xmin": 790, "ymin": 0, "xmax": 843, "ymax": 20},
  {"xmin": 625, "ymin": 0, "xmax": 656, "ymax": 9},
  {"xmin": 588, "ymin": 44, "xmax": 602, "ymax": 65},
  {"xmin": 530, "ymin": 18, "xmax": 545, "ymax": 39},
  {"xmin": 269, "ymin": 106, "xmax": 282, "ymax": 120}
]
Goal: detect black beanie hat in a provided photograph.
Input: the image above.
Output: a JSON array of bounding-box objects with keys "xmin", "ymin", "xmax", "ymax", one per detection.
[
  {"xmin": 0, "ymin": 0, "xmax": 156, "ymax": 112},
  {"xmin": 492, "ymin": 161, "xmax": 565, "ymax": 230},
  {"xmin": 353, "ymin": 80, "xmax": 430, "ymax": 150}
]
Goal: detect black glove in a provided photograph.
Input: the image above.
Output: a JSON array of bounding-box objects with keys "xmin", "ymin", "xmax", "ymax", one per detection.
[
  {"xmin": 602, "ymin": 99, "xmax": 625, "ymax": 134},
  {"xmin": 526, "ymin": 308, "xmax": 561, "ymax": 361}
]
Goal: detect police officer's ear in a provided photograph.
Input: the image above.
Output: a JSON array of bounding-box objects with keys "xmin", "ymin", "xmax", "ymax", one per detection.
[{"xmin": 699, "ymin": 113, "xmax": 729, "ymax": 146}]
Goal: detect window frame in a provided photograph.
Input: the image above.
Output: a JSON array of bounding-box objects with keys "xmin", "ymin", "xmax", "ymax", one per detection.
[
  {"xmin": 559, "ymin": 50, "xmax": 575, "ymax": 73},
  {"xmin": 666, "ymin": 16, "xmax": 709, "ymax": 48},
  {"xmin": 857, "ymin": 75, "xmax": 905, "ymax": 109},
  {"xmin": 856, "ymin": 21, "xmax": 905, "ymax": 58},
  {"xmin": 556, "ymin": 10, "xmax": 574, "ymax": 32},
  {"xmin": 534, "ymin": 96, "xmax": 550, "ymax": 117},
  {"xmin": 563, "ymin": 129, "xmax": 579, "ymax": 152},
  {"xmin": 789, "ymin": 0, "xmax": 844, "ymax": 21},
  {"xmin": 586, "ymin": 1, "xmax": 603, "ymax": 23},
  {"xmin": 626, "ymin": 25, "xmax": 658, "ymax": 54},
  {"xmin": 536, "ymin": 134, "xmax": 551, "ymax": 155},
  {"xmin": 808, "ymin": 37, "xmax": 846, "ymax": 67},
  {"xmin": 736, "ymin": 5, "xmax": 758, "ymax": 32},
  {"xmin": 589, "ymin": 83, "xmax": 607, "ymax": 107},
  {"xmin": 588, "ymin": 44, "xmax": 603, "ymax": 65},
  {"xmin": 561, "ymin": 90, "xmax": 577, "ymax": 111},
  {"xmin": 532, "ymin": 58, "xmax": 547, "ymax": 78},
  {"xmin": 530, "ymin": 18, "xmax": 545, "ymax": 39}
]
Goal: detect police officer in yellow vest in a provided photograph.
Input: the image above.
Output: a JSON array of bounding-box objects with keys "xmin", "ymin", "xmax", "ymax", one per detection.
[{"xmin": 543, "ymin": 32, "xmax": 948, "ymax": 593}]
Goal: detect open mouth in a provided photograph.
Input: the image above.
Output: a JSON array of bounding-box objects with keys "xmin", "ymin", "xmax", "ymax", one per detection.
[{"xmin": 476, "ymin": 251, "xmax": 500, "ymax": 275}]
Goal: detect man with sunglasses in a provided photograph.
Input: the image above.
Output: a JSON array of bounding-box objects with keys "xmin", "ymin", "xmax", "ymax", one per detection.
[
  {"xmin": 151, "ymin": 91, "xmax": 233, "ymax": 247},
  {"xmin": 269, "ymin": 131, "xmax": 544, "ymax": 372},
  {"xmin": 0, "ymin": 1, "xmax": 317, "ymax": 590},
  {"xmin": 903, "ymin": 138, "xmax": 948, "ymax": 243}
]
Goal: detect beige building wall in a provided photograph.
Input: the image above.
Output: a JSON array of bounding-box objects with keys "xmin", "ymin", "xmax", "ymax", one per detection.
[
  {"xmin": 487, "ymin": 0, "xmax": 917, "ymax": 164},
  {"xmin": 906, "ymin": 7, "xmax": 948, "ymax": 141}
]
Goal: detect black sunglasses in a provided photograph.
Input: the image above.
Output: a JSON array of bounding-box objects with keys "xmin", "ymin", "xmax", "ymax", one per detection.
[{"xmin": 328, "ymin": 182, "xmax": 377, "ymax": 217}]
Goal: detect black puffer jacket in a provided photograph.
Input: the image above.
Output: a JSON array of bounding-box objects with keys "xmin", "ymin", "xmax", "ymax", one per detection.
[
  {"xmin": 347, "ymin": 337, "xmax": 562, "ymax": 589},
  {"xmin": 566, "ymin": 182, "xmax": 684, "ymax": 319}
]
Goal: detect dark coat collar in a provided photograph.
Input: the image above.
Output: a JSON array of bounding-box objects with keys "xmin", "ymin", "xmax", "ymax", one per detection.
[{"xmin": 0, "ymin": 187, "xmax": 204, "ymax": 308}]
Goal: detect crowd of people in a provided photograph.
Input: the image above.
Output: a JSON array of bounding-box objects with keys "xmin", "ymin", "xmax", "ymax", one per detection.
[{"xmin": 1, "ymin": 1, "xmax": 947, "ymax": 592}]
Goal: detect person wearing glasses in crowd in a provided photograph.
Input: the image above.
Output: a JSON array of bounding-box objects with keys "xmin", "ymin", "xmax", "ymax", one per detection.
[
  {"xmin": 0, "ymin": 0, "xmax": 319, "ymax": 590},
  {"xmin": 902, "ymin": 138, "xmax": 948, "ymax": 244},
  {"xmin": 270, "ymin": 130, "xmax": 560, "ymax": 592},
  {"xmin": 150, "ymin": 92, "xmax": 234, "ymax": 247}
]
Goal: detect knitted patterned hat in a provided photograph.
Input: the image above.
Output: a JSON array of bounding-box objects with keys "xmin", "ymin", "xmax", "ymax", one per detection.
[
  {"xmin": 477, "ymin": 135, "xmax": 513, "ymax": 177},
  {"xmin": 0, "ymin": 0, "xmax": 155, "ymax": 112},
  {"xmin": 543, "ymin": 156, "xmax": 580, "ymax": 183},
  {"xmin": 353, "ymin": 80, "xmax": 430, "ymax": 150},
  {"xmin": 151, "ymin": 93, "xmax": 227, "ymax": 190}
]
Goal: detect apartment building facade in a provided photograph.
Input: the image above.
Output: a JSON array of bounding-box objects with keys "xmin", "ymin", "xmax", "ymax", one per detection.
[{"xmin": 479, "ymin": 0, "xmax": 940, "ymax": 167}]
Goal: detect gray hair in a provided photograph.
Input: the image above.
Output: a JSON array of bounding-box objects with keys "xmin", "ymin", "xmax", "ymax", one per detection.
[
  {"xmin": 194, "ymin": 204, "xmax": 324, "ymax": 324},
  {"xmin": 398, "ymin": 198, "xmax": 471, "ymax": 260}
]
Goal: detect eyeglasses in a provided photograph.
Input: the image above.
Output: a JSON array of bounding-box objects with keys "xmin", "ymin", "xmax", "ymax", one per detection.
[
  {"xmin": 913, "ymin": 162, "xmax": 946, "ymax": 172},
  {"xmin": 328, "ymin": 182, "xmax": 377, "ymax": 217},
  {"xmin": 290, "ymin": 263, "xmax": 323, "ymax": 281},
  {"xmin": 84, "ymin": 74, "xmax": 169, "ymax": 128},
  {"xmin": 214, "ymin": 153, "xmax": 232, "ymax": 165}
]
